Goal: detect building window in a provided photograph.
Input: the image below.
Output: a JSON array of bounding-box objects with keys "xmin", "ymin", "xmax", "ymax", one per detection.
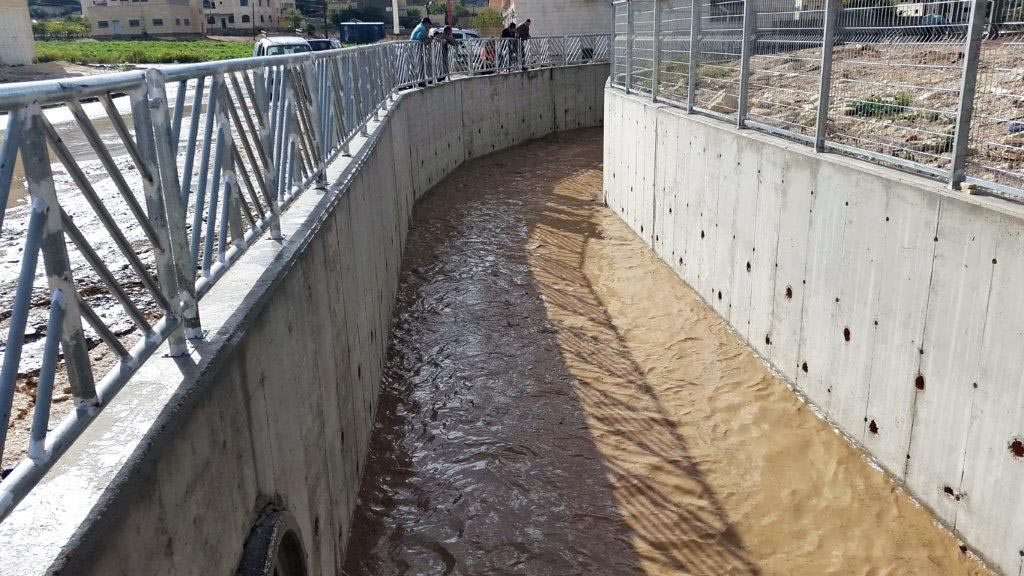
[
  {"xmin": 240, "ymin": 0, "xmax": 247, "ymax": 5},
  {"xmin": 175, "ymin": 18, "xmax": 181, "ymax": 25},
  {"xmin": 153, "ymin": 18, "xmax": 163, "ymax": 26},
  {"xmin": 129, "ymin": 19, "xmax": 140, "ymax": 26},
  {"xmin": 97, "ymin": 20, "xmax": 109, "ymax": 27},
  {"xmin": 241, "ymin": 14, "xmax": 250, "ymax": 22},
  {"xmin": 228, "ymin": 14, "xmax": 234, "ymax": 23},
  {"xmin": 184, "ymin": 18, "xmax": 190, "ymax": 25},
  {"xmin": 260, "ymin": 14, "xmax": 264, "ymax": 22},
  {"xmin": 207, "ymin": 16, "xmax": 214, "ymax": 24}
]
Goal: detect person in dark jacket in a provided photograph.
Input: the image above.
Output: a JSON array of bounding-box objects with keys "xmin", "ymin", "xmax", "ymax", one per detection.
[
  {"xmin": 500, "ymin": 22, "xmax": 518, "ymax": 70},
  {"xmin": 501, "ymin": 22, "xmax": 518, "ymax": 39},
  {"xmin": 515, "ymin": 20, "xmax": 531, "ymax": 70},
  {"xmin": 515, "ymin": 19, "xmax": 531, "ymax": 41}
]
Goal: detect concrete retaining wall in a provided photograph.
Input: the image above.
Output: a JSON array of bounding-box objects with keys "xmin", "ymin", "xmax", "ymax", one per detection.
[
  {"xmin": 0, "ymin": 64, "xmax": 607, "ymax": 576},
  {"xmin": 603, "ymin": 88, "xmax": 1024, "ymax": 576}
]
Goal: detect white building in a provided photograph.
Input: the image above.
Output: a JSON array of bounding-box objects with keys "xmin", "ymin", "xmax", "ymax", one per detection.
[
  {"xmin": 83, "ymin": 0, "xmax": 206, "ymax": 36},
  {"xmin": 0, "ymin": 0, "xmax": 34, "ymax": 65},
  {"xmin": 500, "ymin": 0, "xmax": 613, "ymax": 37},
  {"xmin": 204, "ymin": 0, "xmax": 289, "ymax": 32}
]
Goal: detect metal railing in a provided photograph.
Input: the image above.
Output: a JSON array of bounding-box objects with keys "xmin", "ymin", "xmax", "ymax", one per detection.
[
  {"xmin": 0, "ymin": 36, "xmax": 610, "ymax": 520},
  {"xmin": 612, "ymin": 0, "xmax": 1024, "ymax": 196}
]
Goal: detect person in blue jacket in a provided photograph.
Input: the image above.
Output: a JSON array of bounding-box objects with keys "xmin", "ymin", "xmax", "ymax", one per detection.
[{"xmin": 411, "ymin": 17, "xmax": 433, "ymax": 86}]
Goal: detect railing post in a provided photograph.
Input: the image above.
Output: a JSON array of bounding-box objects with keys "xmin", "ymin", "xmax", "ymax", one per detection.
[
  {"xmin": 737, "ymin": 0, "xmax": 756, "ymax": 127},
  {"xmin": 625, "ymin": 0, "xmax": 634, "ymax": 93},
  {"xmin": 652, "ymin": 0, "xmax": 662, "ymax": 101},
  {"xmin": 950, "ymin": 0, "xmax": 988, "ymax": 190},
  {"xmin": 142, "ymin": 69, "xmax": 202, "ymax": 343},
  {"xmin": 814, "ymin": 0, "xmax": 839, "ymax": 152},
  {"xmin": 687, "ymin": 0, "xmax": 701, "ymax": 111},
  {"xmin": 131, "ymin": 82, "xmax": 188, "ymax": 354},
  {"xmin": 22, "ymin": 107, "xmax": 96, "ymax": 405}
]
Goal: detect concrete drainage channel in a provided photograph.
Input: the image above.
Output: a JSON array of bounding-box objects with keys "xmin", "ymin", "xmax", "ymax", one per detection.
[{"xmin": 0, "ymin": 63, "xmax": 608, "ymax": 576}]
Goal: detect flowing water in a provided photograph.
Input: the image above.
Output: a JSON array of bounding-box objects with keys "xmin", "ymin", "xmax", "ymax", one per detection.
[{"xmin": 343, "ymin": 128, "xmax": 991, "ymax": 575}]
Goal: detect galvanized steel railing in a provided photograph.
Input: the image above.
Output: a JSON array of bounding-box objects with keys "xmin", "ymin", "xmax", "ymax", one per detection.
[
  {"xmin": 0, "ymin": 36, "xmax": 610, "ymax": 520},
  {"xmin": 612, "ymin": 0, "xmax": 1024, "ymax": 197}
]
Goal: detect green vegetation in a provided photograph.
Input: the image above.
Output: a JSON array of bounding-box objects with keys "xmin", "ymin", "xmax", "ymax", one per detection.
[
  {"xmin": 470, "ymin": 7, "xmax": 503, "ymax": 30},
  {"xmin": 35, "ymin": 40, "xmax": 255, "ymax": 65},
  {"xmin": 426, "ymin": 0, "xmax": 471, "ymax": 17},
  {"xmin": 697, "ymin": 64, "xmax": 736, "ymax": 79},
  {"xmin": 32, "ymin": 16, "xmax": 90, "ymax": 39},
  {"xmin": 283, "ymin": 9, "xmax": 305, "ymax": 30},
  {"xmin": 849, "ymin": 92, "xmax": 913, "ymax": 118}
]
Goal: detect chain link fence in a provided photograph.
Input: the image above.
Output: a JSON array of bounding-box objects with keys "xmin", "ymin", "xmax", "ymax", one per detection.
[{"xmin": 612, "ymin": 0, "xmax": 1024, "ymax": 197}]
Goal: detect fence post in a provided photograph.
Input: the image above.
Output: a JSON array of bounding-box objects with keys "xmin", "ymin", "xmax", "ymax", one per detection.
[
  {"xmin": 814, "ymin": 0, "xmax": 839, "ymax": 152},
  {"xmin": 21, "ymin": 107, "xmax": 97, "ymax": 405},
  {"xmin": 687, "ymin": 0, "xmax": 701, "ymax": 111},
  {"xmin": 737, "ymin": 0, "xmax": 756, "ymax": 128},
  {"xmin": 652, "ymin": 0, "xmax": 662, "ymax": 101},
  {"xmin": 625, "ymin": 0, "xmax": 634, "ymax": 93},
  {"xmin": 950, "ymin": 0, "xmax": 988, "ymax": 190},
  {"xmin": 143, "ymin": 70, "xmax": 202, "ymax": 343}
]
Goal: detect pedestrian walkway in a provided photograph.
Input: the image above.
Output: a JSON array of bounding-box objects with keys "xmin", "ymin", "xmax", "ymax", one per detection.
[{"xmin": 342, "ymin": 128, "xmax": 991, "ymax": 576}]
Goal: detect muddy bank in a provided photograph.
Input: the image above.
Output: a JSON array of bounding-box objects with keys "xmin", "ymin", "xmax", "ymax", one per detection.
[
  {"xmin": 343, "ymin": 128, "xmax": 990, "ymax": 575},
  {"xmin": 0, "ymin": 61, "xmax": 110, "ymax": 85}
]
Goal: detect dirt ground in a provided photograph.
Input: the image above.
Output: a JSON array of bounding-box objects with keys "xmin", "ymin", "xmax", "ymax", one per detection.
[
  {"xmin": 342, "ymin": 128, "xmax": 992, "ymax": 575},
  {"xmin": 645, "ymin": 37, "xmax": 1024, "ymax": 190},
  {"xmin": 0, "ymin": 61, "xmax": 112, "ymax": 84}
]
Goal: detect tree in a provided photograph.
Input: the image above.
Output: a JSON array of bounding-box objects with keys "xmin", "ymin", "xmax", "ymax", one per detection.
[
  {"xmin": 295, "ymin": 0, "xmax": 322, "ymax": 18},
  {"xmin": 470, "ymin": 7, "xmax": 502, "ymax": 30},
  {"xmin": 401, "ymin": 6, "xmax": 422, "ymax": 27},
  {"xmin": 283, "ymin": 9, "xmax": 305, "ymax": 29},
  {"xmin": 329, "ymin": 8, "xmax": 348, "ymax": 26}
]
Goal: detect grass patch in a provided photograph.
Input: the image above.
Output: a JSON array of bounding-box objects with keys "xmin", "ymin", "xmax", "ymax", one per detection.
[
  {"xmin": 849, "ymin": 92, "xmax": 914, "ymax": 118},
  {"xmin": 697, "ymin": 64, "xmax": 736, "ymax": 79},
  {"xmin": 36, "ymin": 40, "xmax": 255, "ymax": 65}
]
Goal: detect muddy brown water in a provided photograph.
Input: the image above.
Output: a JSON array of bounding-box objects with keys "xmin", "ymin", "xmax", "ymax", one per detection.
[{"xmin": 343, "ymin": 128, "xmax": 991, "ymax": 575}]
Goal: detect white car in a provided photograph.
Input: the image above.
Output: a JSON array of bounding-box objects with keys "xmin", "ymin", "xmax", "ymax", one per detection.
[
  {"xmin": 429, "ymin": 27, "xmax": 481, "ymax": 40},
  {"xmin": 253, "ymin": 36, "xmax": 313, "ymax": 57}
]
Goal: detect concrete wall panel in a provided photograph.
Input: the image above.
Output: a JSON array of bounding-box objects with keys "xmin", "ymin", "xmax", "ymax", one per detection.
[
  {"xmin": 860, "ymin": 184, "xmax": 939, "ymax": 475},
  {"xmin": 746, "ymin": 143, "xmax": 782, "ymax": 360},
  {"xmin": 766, "ymin": 156, "xmax": 814, "ymax": 381},
  {"xmin": 957, "ymin": 217, "xmax": 1024, "ymax": 575},
  {"xmin": 709, "ymin": 130, "xmax": 740, "ymax": 320},
  {"xmin": 603, "ymin": 88, "xmax": 1024, "ymax": 576},
  {"xmin": 905, "ymin": 200, "xmax": 1000, "ymax": 523},
  {"xmin": 725, "ymin": 137, "xmax": 763, "ymax": 345}
]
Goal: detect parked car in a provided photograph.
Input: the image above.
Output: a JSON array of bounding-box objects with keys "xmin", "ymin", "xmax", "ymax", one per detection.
[
  {"xmin": 253, "ymin": 36, "xmax": 313, "ymax": 57},
  {"xmin": 307, "ymin": 38, "xmax": 343, "ymax": 52},
  {"xmin": 429, "ymin": 27, "xmax": 481, "ymax": 40}
]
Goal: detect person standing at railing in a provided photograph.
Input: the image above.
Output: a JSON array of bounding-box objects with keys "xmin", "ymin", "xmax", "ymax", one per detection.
[
  {"xmin": 500, "ymin": 22, "xmax": 518, "ymax": 71},
  {"xmin": 433, "ymin": 26, "xmax": 459, "ymax": 81},
  {"xmin": 515, "ymin": 19, "xmax": 532, "ymax": 71},
  {"xmin": 515, "ymin": 19, "xmax": 531, "ymax": 41},
  {"xmin": 411, "ymin": 17, "xmax": 434, "ymax": 87}
]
